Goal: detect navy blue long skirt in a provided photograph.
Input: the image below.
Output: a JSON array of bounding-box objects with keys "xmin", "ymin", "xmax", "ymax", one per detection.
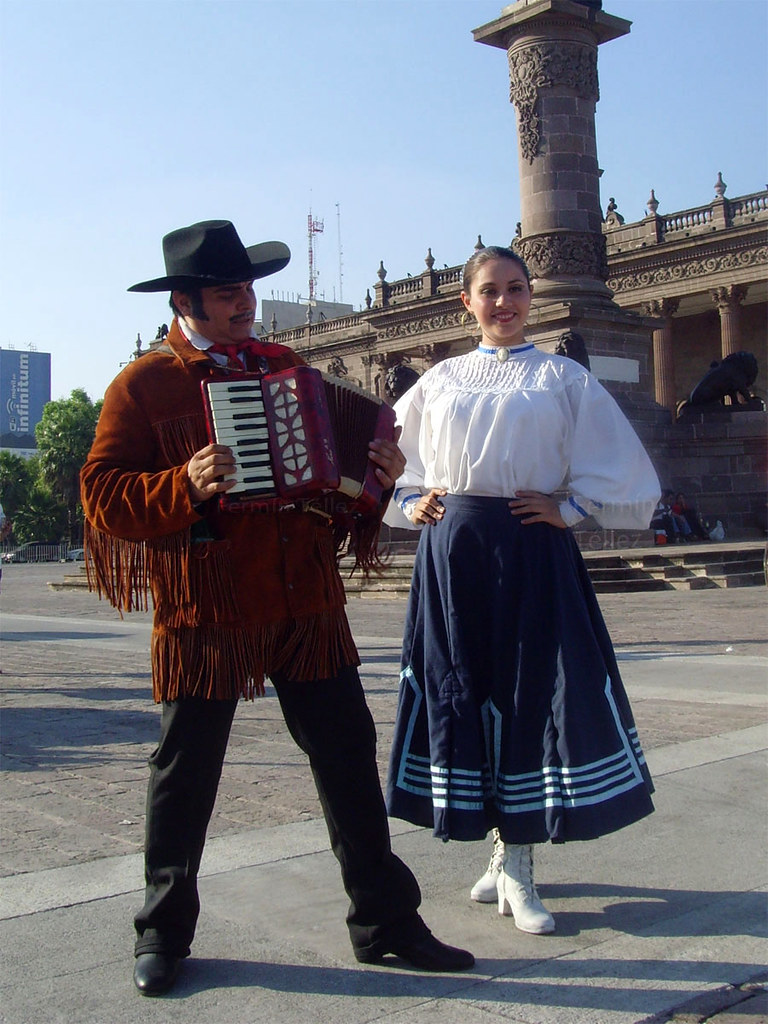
[{"xmin": 386, "ymin": 495, "xmax": 654, "ymax": 844}]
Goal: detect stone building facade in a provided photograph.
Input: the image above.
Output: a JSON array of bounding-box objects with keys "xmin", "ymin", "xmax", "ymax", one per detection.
[
  {"xmin": 156, "ymin": 0, "xmax": 762, "ymax": 540},
  {"xmin": 266, "ymin": 183, "xmax": 767, "ymax": 539},
  {"xmin": 604, "ymin": 180, "xmax": 767, "ymax": 415},
  {"xmin": 267, "ymin": 183, "xmax": 767, "ymax": 412}
]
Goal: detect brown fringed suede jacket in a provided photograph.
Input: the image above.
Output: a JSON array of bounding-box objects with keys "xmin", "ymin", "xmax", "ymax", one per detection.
[{"xmin": 80, "ymin": 321, "xmax": 367, "ymax": 702}]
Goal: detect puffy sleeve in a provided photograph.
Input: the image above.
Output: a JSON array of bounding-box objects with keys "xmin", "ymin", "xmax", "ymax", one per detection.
[
  {"xmin": 382, "ymin": 379, "xmax": 429, "ymax": 529},
  {"xmin": 559, "ymin": 373, "xmax": 660, "ymax": 530}
]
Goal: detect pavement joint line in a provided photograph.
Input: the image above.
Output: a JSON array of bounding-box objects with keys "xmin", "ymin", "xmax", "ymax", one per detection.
[
  {"xmin": 1, "ymin": 725, "xmax": 763, "ymax": 923},
  {"xmin": 0, "ymin": 816, "xmax": 424, "ymax": 921},
  {"xmin": 645, "ymin": 723, "xmax": 767, "ymax": 777}
]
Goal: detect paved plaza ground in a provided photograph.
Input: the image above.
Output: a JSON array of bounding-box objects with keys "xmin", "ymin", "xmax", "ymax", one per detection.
[{"xmin": 1, "ymin": 562, "xmax": 766, "ymax": 1023}]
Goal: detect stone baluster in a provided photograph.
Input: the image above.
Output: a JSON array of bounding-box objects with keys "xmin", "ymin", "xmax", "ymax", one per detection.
[
  {"xmin": 645, "ymin": 298, "xmax": 679, "ymax": 416},
  {"xmin": 711, "ymin": 285, "xmax": 748, "ymax": 358}
]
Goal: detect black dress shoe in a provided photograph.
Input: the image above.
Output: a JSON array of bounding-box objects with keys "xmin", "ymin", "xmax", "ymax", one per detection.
[
  {"xmin": 133, "ymin": 953, "xmax": 181, "ymax": 996},
  {"xmin": 355, "ymin": 925, "xmax": 474, "ymax": 972}
]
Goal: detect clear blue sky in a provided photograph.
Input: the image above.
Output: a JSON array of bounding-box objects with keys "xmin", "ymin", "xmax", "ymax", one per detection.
[{"xmin": 1, "ymin": 0, "xmax": 765, "ymax": 402}]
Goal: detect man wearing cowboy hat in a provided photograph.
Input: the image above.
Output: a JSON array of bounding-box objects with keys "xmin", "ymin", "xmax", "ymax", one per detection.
[{"xmin": 81, "ymin": 220, "xmax": 474, "ymax": 996}]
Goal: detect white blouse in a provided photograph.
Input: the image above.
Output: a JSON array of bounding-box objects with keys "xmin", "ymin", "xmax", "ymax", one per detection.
[{"xmin": 384, "ymin": 342, "xmax": 661, "ymax": 531}]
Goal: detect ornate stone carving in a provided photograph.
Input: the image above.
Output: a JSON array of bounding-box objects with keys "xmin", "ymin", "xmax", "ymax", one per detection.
[
  {"xmin": 362, "ymin": 352, "xmax": 387, "ymax": 369},
  {"xmin": 327, "ymin": 355, "xmax": 348, "ymax": 378},
  {"xmin": 379, "ymin": 310, "xmax": 464, "ymax": 342},
  {"xmin": 711, "ymin": 284, "xmax": 748, "ymax": 310},
  {"xmin": 608, "ymin": 246, "xmax": 767, "ymax": 293},
  {"xmin": 644, "ymin": 298, "xmax": 680, "ymax": 319},
  {"xmin": 516, "ymin": 231, "xmax": 608, "ymax": 280},
  {"xmin": 507, "ymin": 41, "xmax": 598, "ymax": 163}
]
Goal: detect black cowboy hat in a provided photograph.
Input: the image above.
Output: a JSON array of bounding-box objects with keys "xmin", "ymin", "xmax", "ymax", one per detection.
[{"xmin": 128, "ymin": 220, "xmax": 291, "ymax": 293}]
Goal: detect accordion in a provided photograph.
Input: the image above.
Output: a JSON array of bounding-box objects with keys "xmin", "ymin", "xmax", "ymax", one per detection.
[{"xmin": 202, "ymin": 366, "xmax": 396, "ymax": 514}]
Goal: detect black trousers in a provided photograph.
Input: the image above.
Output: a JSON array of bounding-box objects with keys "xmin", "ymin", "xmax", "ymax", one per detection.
[{"xmin": 134, "ymin": 665, "xmax": 422, "ymax": 958}]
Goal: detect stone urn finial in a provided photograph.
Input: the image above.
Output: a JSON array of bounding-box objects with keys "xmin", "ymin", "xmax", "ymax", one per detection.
[
  {"xmin": 714, "ymin": 171, "xmax": 727, "ymax": 198},
  {"xmin": 425, "ymin": 247, "xmax": 435, "ymax": 270},
  {"xmin": 474, "ymin": 235, "xmax": 485, "ymax": 252},
  {"xmin": 377, "ymin": 261, "xmax": 387, "ymax": 281},
  {"xmin": 646, "ymin": 188, "xmax": 659, "ymax": 215},
  {"xmin": 365, "ymin": 288, "xmax": 372, "ymax": 310}
]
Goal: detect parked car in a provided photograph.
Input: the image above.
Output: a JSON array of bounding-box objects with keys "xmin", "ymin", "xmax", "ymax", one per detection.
[
  {"xmin": 2, "ymin": 542, "xmax": 62, "ymax": 563},
  {"xmin": 63, "ymin": 548, "xmax": 85, "ymax": 562}
]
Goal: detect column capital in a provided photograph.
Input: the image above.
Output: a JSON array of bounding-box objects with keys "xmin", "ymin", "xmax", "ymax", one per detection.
[
  {"xmin": 418, "ymin": 342, "xmax": 450, "ymax": 367},
  {"xmin": 516, "ymin": 231, "xmax": 608, "ymax": 282},
  {"xmin": 645, "ymin": 298, "xmax": 680, "ymax": 319},
  {"xmin": 711, "ymin": 284, "xmax": 748, "ymax": 311}
]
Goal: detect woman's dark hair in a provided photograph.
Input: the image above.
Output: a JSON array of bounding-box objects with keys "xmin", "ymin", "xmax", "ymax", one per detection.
[{"xmin": 462, "ymin": 245, "xmax": 531, "ymax": 293}]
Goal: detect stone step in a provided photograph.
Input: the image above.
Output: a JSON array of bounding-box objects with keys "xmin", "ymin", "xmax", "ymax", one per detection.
[
  {"xmin": 591, "ymin": 578, "xmax": 671, "ymax": 593},
  {"xmin": 47, "ymin": 544, "xmax": 765, "ymax": 596}
]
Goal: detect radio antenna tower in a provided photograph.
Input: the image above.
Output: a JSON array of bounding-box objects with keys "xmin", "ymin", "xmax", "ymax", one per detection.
[
  {"xmin": 336, "ymin": 202, "xmax": 343, "ymax": 303},
  {"xmin": 307, "ymin": 209, "xmax": 324, "ymax": 302}
]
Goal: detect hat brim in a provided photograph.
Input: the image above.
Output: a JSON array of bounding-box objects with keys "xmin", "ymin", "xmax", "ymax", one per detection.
[{"xmin": 128, "ymin": 240, "xmax": 291, "ymax": 293}]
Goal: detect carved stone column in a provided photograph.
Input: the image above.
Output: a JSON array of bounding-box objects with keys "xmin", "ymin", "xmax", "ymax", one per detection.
[
  {"xmin": 474, "ymin": 1, "xmax": 631, "ymax": 306},
  {"xmin": 472, "ymin": 3, "xmax": 664, "ymax": 421},
  {"xmin": 645, "ymin": 298, "xmax": 679, "ymax": 416},
  {"xmin": 711, "ymin": 285, "xmax": 748, "ymax": 358}
]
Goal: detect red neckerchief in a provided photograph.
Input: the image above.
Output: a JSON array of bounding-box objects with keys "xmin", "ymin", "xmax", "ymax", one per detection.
[{"xmin": 208, "ymin": 339, "xmax": 277, "ymax": 359}]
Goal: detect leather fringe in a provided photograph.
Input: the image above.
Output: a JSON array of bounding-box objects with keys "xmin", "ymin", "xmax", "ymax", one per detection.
[
  {"xmin": 151, "ymin": 610, "xmax": 359, "ymax": 701},
  {"xmin": 83, "ymin": 525, "xmax": 241, "ymax": 627},
  {"xmin": 333, "ymin": 511, "xmax": 388, "ymax": 577},
  {"xmin": 84, "ymin": 521, "xmax": 152, "ymax": 614},
  {"xmin": 153, "ymin": 413, "xmax": 208, "ymax": 465}
]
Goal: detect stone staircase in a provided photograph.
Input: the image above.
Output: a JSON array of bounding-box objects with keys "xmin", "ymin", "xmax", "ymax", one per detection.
[
  {"xmin": 49, "ymin": 542, "xmax": 765, "ymax": 596},
  {"xmin": 342, "ymin": 540, "xmax": 766, "ymax": 596},
  {"xmin": 580, "ymin": 544, "xmax": 765, "ymax": 593}
]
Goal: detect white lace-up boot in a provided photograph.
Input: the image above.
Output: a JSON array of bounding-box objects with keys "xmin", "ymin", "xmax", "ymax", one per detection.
[
  {"xmin": 496, "ymin": 844, "xmax": 555, "ymax": 934},
  {"xmin": 470, "ymin": 829, "xmax": 505, "ymax": 902}
]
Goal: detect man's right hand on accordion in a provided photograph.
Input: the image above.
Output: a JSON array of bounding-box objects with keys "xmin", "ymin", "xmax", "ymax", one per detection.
[{"xmin": 186, "ymin": 443, "xmax": 238, "ymax": 504}]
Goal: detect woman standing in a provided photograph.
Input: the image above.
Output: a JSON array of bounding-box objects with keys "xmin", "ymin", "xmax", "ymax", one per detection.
[{"xmin": 383, "ymin": 246, "xmax": 660, "ymax": 935}]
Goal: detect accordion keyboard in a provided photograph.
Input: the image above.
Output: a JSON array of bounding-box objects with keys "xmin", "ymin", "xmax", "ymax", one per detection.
[{"xmin": 204, "ymin": 379, "xmax": 277, "ymax": 496}]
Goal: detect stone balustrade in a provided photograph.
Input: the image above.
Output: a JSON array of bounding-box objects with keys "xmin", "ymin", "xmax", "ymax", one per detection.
[
  {"xmin": 605, "ymin": 189, "xmax": 768, "ymax": 256},
  {"xmin": 662, "ymin": 206, "xmax": 714, "ymax": 234}
]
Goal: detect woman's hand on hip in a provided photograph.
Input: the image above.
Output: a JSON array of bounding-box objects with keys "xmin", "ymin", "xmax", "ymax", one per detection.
[
  {"xmin": 410, "ymin": 488, "xmax": 448, "ymax": 526},
  {"xmin": 508, "ymin": 490, "xmax": 567, "ymax": 528}
]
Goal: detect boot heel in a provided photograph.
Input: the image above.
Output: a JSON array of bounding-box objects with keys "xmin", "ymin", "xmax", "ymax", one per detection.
[
  {"xmin": 497, "ymin": 880, "xmax": 513, "ymax": 917},
  {"xmin": 495, "ymin": 844, "xmax": 555, "ymax": 934}
]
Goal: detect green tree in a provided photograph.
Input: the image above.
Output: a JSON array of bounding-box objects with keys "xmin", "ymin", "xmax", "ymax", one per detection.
[
  {"xmin": 35, "ymin": 389, "xmax": 102, "ymax": 543},
  {"xmin": 9, "ymin": 482, "xmax": 68, "ymax": 544},
  {"xmin": 0, "ymin": 450, "xmax": 37, "ymax": 521}
]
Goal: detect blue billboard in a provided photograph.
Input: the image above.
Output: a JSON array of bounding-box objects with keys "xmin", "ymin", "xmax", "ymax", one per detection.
[{"xmin": 0, "ymin": 349, "xmax": 52, "ymax": 450}]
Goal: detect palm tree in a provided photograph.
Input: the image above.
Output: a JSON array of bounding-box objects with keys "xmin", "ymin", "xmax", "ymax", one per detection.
[{"xmin": 35, "ymin": 390, "xmax": 102, "ymax": 544}]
